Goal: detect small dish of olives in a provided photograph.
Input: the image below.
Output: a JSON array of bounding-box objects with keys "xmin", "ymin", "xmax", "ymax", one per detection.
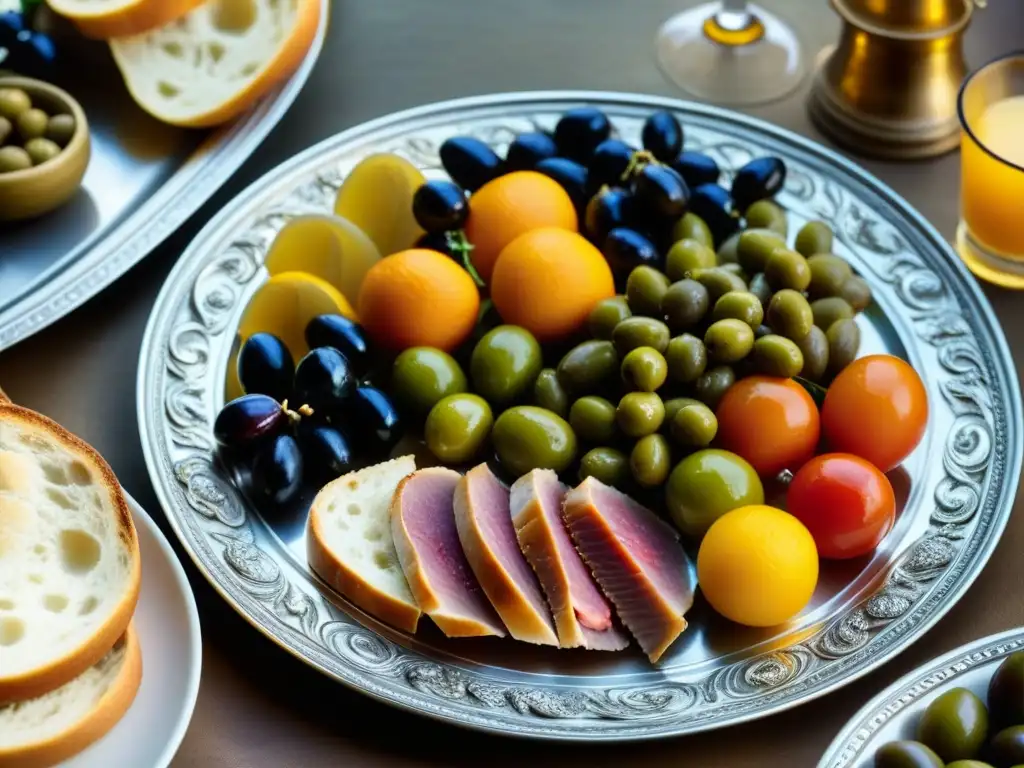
[{"xmin": 0, "ymin": 75, "xmax": 90, "ymax": 221}]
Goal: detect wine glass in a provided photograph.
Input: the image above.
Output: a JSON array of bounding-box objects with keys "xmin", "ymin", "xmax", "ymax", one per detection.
[{"xmin": 656, "ymin": 0, "xmax": 806, "ymax": 105}]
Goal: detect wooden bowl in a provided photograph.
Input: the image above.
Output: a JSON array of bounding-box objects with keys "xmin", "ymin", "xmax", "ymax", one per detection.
[{"xmin": 0, "ymin": 76, "xmax": 91, "ymax": 222}]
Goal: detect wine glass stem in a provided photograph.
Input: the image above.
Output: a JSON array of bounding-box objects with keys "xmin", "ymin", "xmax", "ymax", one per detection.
[{"xmin": 706, "ymin": 0, "xmax": 764, "ymax": 47}]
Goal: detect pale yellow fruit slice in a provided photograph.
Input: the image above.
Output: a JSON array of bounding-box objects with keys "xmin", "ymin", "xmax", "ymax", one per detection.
[
  {"xmin": 334, "ymin": 154, "xmax": 427, "ymax": 257},
  {"xmin": 264, "ymin": 214, "xmax": 381, "ymax": 306}
]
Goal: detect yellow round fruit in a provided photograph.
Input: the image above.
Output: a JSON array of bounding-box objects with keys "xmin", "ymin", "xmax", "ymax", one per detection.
[
  {"xmin": 697, "ymin": 505, "xmax": 818, "ymax": 627},
  {"xmin": 334, "ymin": 153, "xmax": 426, "ymax": 257}
]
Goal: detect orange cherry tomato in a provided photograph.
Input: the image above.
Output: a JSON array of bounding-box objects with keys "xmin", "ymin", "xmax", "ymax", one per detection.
[
  {"xmin": 715, "ymin": 376, "xmax": 820, "ymax": 477},
  {"xmin": 787, "ymin": 453, "xmax": 896, "ymax": 559},
  {"xmin": 821, "ymin": 355, "xmax": 928, "ymax": 472}
]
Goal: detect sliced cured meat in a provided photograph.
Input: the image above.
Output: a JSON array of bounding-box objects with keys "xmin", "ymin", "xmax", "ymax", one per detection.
[
  {"xmin": 563, "ymin": 477, "xmax": 694, "ymax": 663},
  {"xmin": 454, "ymin": 465, "xmax": 558, "ymax": 646},
  {"xmin": 391, "ymin": 468, "xmax": 504, "ymax": 638},
  {"xmin": 510, "ymin": 470, "xmax": 629, "ymax": 651}
]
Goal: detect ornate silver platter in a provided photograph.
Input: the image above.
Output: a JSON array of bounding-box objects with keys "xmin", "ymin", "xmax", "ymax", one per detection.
[
  {"xmin": 0, "ymin": 0, "xmax": 328, "ymax": 352},
  {"xmin": 137, "ymin": 91, "xmax": 1022, "ymax": 741},
  {"xmin": 820, "ymin": 627, "xmax": 1024, "ymax": 766}
]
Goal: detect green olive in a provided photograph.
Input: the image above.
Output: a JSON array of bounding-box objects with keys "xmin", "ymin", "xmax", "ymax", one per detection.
[
  {"xmin": 704, "ymin": 319, "xmax": 754, "ymax": 364},
  {"xmin": 665, "ymin": 334, "xmax": 707, "ymax": 384},
  {"xmin": 0, "ymin": 87, "xmax": 31, "ymax": 120},
  {"xmin": 0, "ymin": 145, "xmax": 31, "ymax": 174},
  {"xmin": 391, "ymin": 347, "xmax": 467, "ymax": 414},
  {"xmin": 662, "ymin": 279, "xmax": 710, "ymax": 333},
  {"xmin": 751, "ymin": 335, "xmax": 804, "ymax": 378},
  {"xmin": 665, "ymin": 449, "xmax": 764, "ymax": 537},
  {"xmin": 720, "ymin": 262, "xmax": 750, "ymax": 283},
  {"xmin": 766, "ymin": 289, "xmax": 815, "ymax": 341},
  {"xmin": 621, "ymin": 346, "xmax": 668, "ymax": 392},
  {"xmin": 715, "ymin": 231, "xmax": 741, "ymax": 265},
  {"xmin": 765, "ymin": 247, "xmax": 812, "ymax": 292},
  {"xmin": 626, "ymin": 266, "xmax": 671, "ymax": 317},
  {"xmin": 669, "ymin": 402, "xmax": 717, "ymax": 448},
  {"xmin": 689, "ymin": 267, "xmax": 747, "ymax": 302},
  {"xmin": 916, "ymin": 687, "xmax": 988, "ymax": 763},
  {"xmin": 569, "ymin": 396, "xmax": 618, "ymax": 443},
  {"xmin": 811, "ymin": 296, "xmax": 855, "ymax": 331},
  {"xmin": 25, "ymin": 138, "xmax": 61, "ymax": 166},
  {"xmin": 694, "ymin": 365, "xmax": 735, "ymax": 409},
  {"xmin": 827, "ymin": 318, "xmax": 861, "ymax": 376},
  {"xmin": 944, "ymin": 762, "xmax": 995, "ymax": 768},
  {"xmin": 616, "ymin": 392, "xmax": 665, "ymax": 438},
  {"xmin": 794, "ymin": 220, "xmax": 834, "ymax": 257},
  {"xmin": 839, "ymin": 275, "xmax": 873, "ymax": 311},
  {"xmin": 16, "ymin": 108, "xmax": 48, "ymax": 141},
  {"xmin": 0, "ymin": 115, "xmax": 11, "ymax": 145},
  {"xmin": 711, "ymin": 291, "xmax": 764, "ymax": 328},
  {"xmin": 988, "ymin": 651, "xmax": 1024, "ymax": 729},
  {"xmin": 492, "ymin": 406, "xmax": 577, "ymax": 476},
  {"xmin": 424, "ymin": 394, "xmax": 493, "ymax": 464},
  {"xmin": 737, "ymin": 229, "xmax": 786, "ymax": 273},
  {"xmin": 663, "ymin": 396, "xmax": 703, "ymax": 426},
  {"xmin": 665, "ymin": 239, "xmax": 716, "ymax": 281},
  {"xmin": 612, "ymin": 317, "xmax": 670, "ymax": 355},
  {"xmin": 470, "ymin": 325, "xmax": 542, "ymax": 405},
  {"xmin": 795, "ymin": 325, "xmax": 830, "ymax": 382},
  {"xmin": 744, "ymin": 200, "xmax": 788, "ymax": 236},
  {"xmin": 807, "ymin": 254, "xmax": 853, "ymax": 299},
  {"xmin": 873, "ymin": 741, "xmax": 944, "ymax": 768},
  {"xmin": 748, "ymin": 272, "xmax": 773, "ymax": 308},
  {"xmin": 533, "ymin": 368, "xmax": 569, "ymax": 417},
  {"xmin": 45, "ymin": 114, "xmax": 76, "ymax": 147},
  {"xmin": 630, "ymin": 434, "xmax": 671, "ymax": 488},
  {"xmin": 579, "ymin": 447, "xmax": 629, "ymax": 488},
  {"xmin": 754, "ymin": 323, "xmax": 772, "ymax": 339},
  {"xmin": 588, "ymin": 296, "xmax": 632, "ymax": 340},
  {"xmin": 557, "ymin": 340, "xmax": 619, "ymax": 393},
  {"xmin": 671, "ymin": 213, "xmax": 714, "ymax": 249},
  {"xmin": 989, "ymin": 726, "xmax": 1024, "ymax": 768}
]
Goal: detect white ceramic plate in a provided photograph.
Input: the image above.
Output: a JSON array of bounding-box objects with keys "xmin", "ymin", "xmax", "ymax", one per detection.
[{"xmin": 62, "ymin": 493, "xmax": 202, "ymax": 768}]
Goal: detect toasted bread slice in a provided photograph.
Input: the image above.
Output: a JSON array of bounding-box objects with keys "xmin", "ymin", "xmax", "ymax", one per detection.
[
  {"xmin": 109, "ymin": 0, "xmax": 322, "ymax": 127},
  {"xmin": 307, "ymin": 456, "xmax": 422, "ymax": 633},
  {"xmin": 46, "ymin": 0, "xmax": 206, "ymax": 39},
  {"xmin": 0, "ymin": 624, "xmax": 142, "ymax": 768},
  {"xmin": 0, "ymin": 404, "xmax": 141, "ymax": 704}
]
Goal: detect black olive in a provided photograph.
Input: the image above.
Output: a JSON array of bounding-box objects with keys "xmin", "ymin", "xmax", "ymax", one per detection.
[
  {"xmin": 731, "ymin": 156, "xmax": 787, "ymax": 211},
  {"xmin": 671, "ymin": 151, "xmax": 720, "ymax": 188},
  {"xmin": 505, "ymin": 132, "xmax": 558, "ymax": 171},
  {"xmin": 0, "ymin": 13, "xmax": 57, "ymax": 79},
  {"xmin": 214, "ymin": 395, "xmax": 287, "ymax": 454},
  {"xmin": 689, "ymin": 183, "xmax": 740, "ymax": 245},
  {"xmin": 587, "ymin": 139, "xmax": 635, "ymax": 190},
  {"xmin": 439, "ymin": 136, "xmax": 503, "ymax": 191},
  {"xmin": 293, "ymin": 347, "xmax": 356, "ymax": 416},
  {"xmin": 251, "ymin": 433, "xmax": 304, "ymax": 506},
  {"xmin": 631, "ymin": 163, "xmax": 689, "ymax": 222},
  {"xmin": 584, "ymin": 186, "xmax": 636, "ymax": 244},
  {"xmin": 412, "ymin": 180, "xmax": 468, "ymax": 234},
  {"xmin": 553, "ymin": 107, "xmax": 612, "ymax": 162},
  {"xmin": 535, "ymin": 157, "xmax": 589, "ymax": 211},
  {"xmin": 602, "ymin": 228, "xmax": 661, "ymax": 273},
  {"xmin": 641, "ymin": 111, "xmax": 684, "ymax": 162},
  {"xmin": 238, "ymin": 333, "xmax": 295, "ymax": 402},
  {"xmin": 348, "ymin": 387, "xmax": 402, "ymax": 457},
  {"xmin": 305, "ymin": 316, "xmax": 371, "ymax": 376},
  {"xmin": 297, "ymin": 422, "xmax": 353, "ymax": 484}
]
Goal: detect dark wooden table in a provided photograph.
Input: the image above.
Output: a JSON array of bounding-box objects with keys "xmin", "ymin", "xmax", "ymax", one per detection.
[{"xmin": 2, "ymin": 1, "xmax": 1022, "ymax": 765}]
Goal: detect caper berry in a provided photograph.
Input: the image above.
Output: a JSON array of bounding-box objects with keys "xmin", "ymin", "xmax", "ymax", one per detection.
[
  {"xmin": 662, "ymin": 279, "xmax": 709, "ymax": 332},
  {"xmin": 711, "ymin": 291, "xmax": 764, "ymax": 328},
  {"xmin": 626, "ymin": 266, "xmax": 671, "ymax": 317},
  {"xmin": 588, "ymin": 296, "xmax": 632, "ymax": 340},
  {"xmin": 766, "ymin": 289, "xmax": 815, "ymax": 341},
  {"xmin": 621, "ymin": 346, "xmax": 668, "ymax": 392},
  {"xmin": 807, "ymin": 254, "xmax": 853, "ymax": 299},
  {"xmin": 794, "ymin": 220, "xmax": 834, "ymax": 257},
  {"xmin": 665, "ymin": 239, "xmax": 716, "ymax": 281},
  {"xmin": 671, "ymin": 213, "xmax": 714, "ymax": 249},
  {"xmin": 751, "ymin": 334, "xmax": 804, "ymax": 378},
  {"xmin": 670, "ymin": 402, "xmax": 718, "ymax": 447},
  {"xmin": 764, "ymin": 247, "xmax": 812, "ymax": 292},
  {"xmin": 665, "ymin": 334, "xmax": 707, "ymax": 384},
  {"xmin": 811, "ymin": 296, "xmax": 855, "ymax": 331},
  {"xmin": 694, "ymin": 365, "xmax": 735, "ymax": 409},
  {"xmin": 744, "ymin": 200, "xmax": 788, "ymax": 236},
  {"xmin": 704, "ymin": 319, "xmax": 754, "ymax": 364}
]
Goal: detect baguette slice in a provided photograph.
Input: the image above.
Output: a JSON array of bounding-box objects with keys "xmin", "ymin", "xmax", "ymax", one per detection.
[
  {"xmin": 109, "ymin": 0, "xmax": 322, "ymax": 127},
  {"xmin": 0, "ymin": 625, "xmax": 142, "ymax": 768},
  {"xmin": 46, "ymin": 0, "xmax": 206, "ymax": 39},
  {"xmin": 307, "ymin": 456, "xmax": 422, "ymax": 633},
  {"xmin": 0, "ymin": 404, "xmax": 141, "ymax": 704}
]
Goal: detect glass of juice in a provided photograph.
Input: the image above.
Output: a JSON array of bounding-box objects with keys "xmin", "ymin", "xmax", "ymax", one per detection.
[{"xmin": 957, "ymin": 53, "xmax": 1024, "ymax": 289}]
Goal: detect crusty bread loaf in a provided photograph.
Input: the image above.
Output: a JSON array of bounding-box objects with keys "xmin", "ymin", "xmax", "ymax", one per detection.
[
  {"xmin": 45, "ymin": 0, "xmax": 205, "ymax": 39},
  {"xmin": 0, "ymin": 404, "xmax": 141, "ymax": 704},
  {"xmin": 0, "ymin": 624, "xmax": 142, "ymax": 768},
  {"xmin": 307, "ymin": 456, "xmax": 422, "ymax": 633}
]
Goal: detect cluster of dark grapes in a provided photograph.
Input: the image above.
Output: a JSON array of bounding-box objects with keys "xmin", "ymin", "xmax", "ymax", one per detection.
[{"xmin": 213, "ymin": 315, "xmax": 402, "ymax": 507}]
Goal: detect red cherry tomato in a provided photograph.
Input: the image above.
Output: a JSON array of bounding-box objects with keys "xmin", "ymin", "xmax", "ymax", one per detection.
[
  {"xmin": 821, "ymin": 355, "xmax": 928, "ymax": 472},
  {"xmin": 715, "ymin": 376, "xmax": 820, "ymax": 477},
  {"xmin": 787, "ymin": 453, "xmax": 896, "ymax": 559}
]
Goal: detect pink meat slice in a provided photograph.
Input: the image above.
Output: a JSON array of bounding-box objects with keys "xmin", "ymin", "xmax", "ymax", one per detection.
[
  {"xmin": 510, "ymin": 470, "xmax": 629, "ymax": 651},
  {"xmin": 562, "ymin": 477, "xmax": 694, "ymax": 663},
  {"xmin": 391, "ymin": 468, "xmax": 505, "ymax": 637},
  {"xmin": 454, "ymin": 465, "xmax": 558, "ymax": 646}
]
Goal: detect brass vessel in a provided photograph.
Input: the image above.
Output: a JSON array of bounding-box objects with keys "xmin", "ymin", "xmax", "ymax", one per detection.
[{"xmin": 809, "ymin": 0, "xmax": 978, "ymax": 159}]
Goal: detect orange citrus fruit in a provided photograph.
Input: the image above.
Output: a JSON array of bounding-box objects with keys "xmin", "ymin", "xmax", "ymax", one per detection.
[
  {"xmin": 358, "ymin": 249, "xmax": 480, "ymax": 352},
  {"xmin": 464, "ymin": 171, "xmax": 577, "ymax": 283},
  {"xmin": 490, "ymin": 228, "xmax": 614, "ymax": 343}
]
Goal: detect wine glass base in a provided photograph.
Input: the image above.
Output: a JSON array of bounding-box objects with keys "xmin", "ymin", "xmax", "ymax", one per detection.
[
  {"xmin": 956, "ymin": 222, "xmax": 1024, "ymax": 290},
  {"xmin": 656, "ymin": 2, "xmax": 806, "ymax": 106}
]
